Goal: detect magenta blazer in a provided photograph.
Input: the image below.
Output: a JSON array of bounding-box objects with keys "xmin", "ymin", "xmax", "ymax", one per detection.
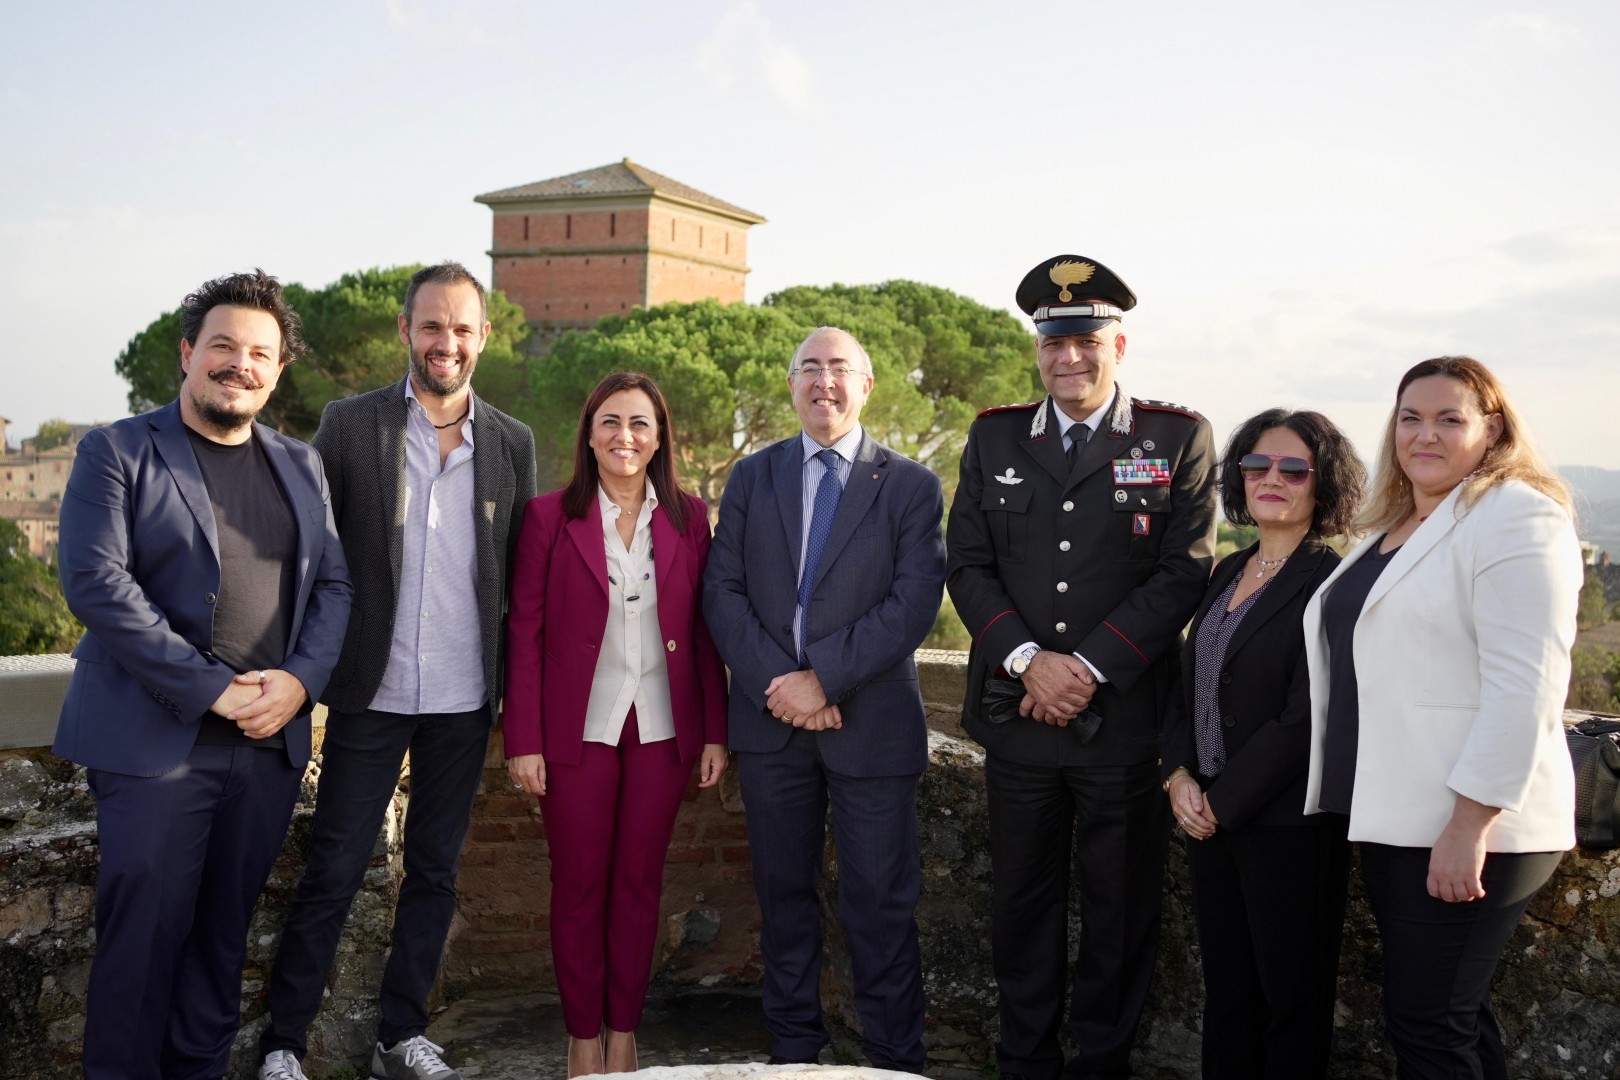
[{"xmin": 502, "ymin": 488, "xmax": 728, "ymax": 766}]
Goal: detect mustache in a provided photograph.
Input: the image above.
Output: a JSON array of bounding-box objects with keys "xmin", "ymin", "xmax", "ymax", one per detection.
[{"xmin": 208, "ymin": 369, "xmax": 263, "ymax": 390}]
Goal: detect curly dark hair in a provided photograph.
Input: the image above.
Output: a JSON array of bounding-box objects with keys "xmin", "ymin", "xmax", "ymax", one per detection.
[
  {"xmin": 179, "ymin": 268, "xmax": 306, "ymax": 364},
  {"xmin": 1218, "ymin": 408, "xmax": 1366, "ymax": 537}
]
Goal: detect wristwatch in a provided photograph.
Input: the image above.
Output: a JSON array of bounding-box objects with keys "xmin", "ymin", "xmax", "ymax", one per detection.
[{"xmin": 1009, "ymin": 645, "xmax": 1040, "ymax": 678}]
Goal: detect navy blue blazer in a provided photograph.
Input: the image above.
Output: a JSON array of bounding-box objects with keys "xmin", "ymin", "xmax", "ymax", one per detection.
[
  {"xmin": 702, "ymin": 431, "xmax": 946, "ymax": 778},
  {"xmin": 53, "ymin": 401, "xmax": 353, "ymax": 776}
]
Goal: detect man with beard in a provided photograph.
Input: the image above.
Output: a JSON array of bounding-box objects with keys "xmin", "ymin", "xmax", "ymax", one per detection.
[
  {"xmin": 257, "ymin": 263, "xmax": 536, "ymax": 1080},
  {"xmin": 53, "ymin": 270, "xmax": 352, "ymax": 1080}
]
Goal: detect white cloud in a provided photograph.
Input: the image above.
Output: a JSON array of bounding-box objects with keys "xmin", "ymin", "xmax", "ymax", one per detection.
[
  {"xmin": 1476, "ymin": 11, "xmax": 1576, "ymax": 47},
  {"xmin": 697, "ymin": 2, "xmax": 822, "ymax": 117},
  {"xmin": 384, "ymin": 0, "xmax": 524, "ymax": 58}
]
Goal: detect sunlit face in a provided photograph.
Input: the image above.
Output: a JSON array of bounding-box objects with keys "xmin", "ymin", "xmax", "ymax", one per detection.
[
  {"xmin": 1243, "ymin": 426, "xmax": 1318, "ymax": 530},
  {"xmin": 1037, "ymin": 323, "xmax": 1126, "ymax": 422},
  {"xmin": 179, "ymin": 305, "xmax": 285, "ymax": 437},
  {"xmin": 399, "ymin": 281, "xmax": 490, "ymax": 399},
  {"xmin": 590, "ymin": 387, "xmax": 660, "ymax": 482},
  {"xmin": 788, "ymin": 329, "xmax": 873, "ymax": 446},
  {"xmin": 1395, "ymin": 375, "xmax": 1503, "ymax": 501}
]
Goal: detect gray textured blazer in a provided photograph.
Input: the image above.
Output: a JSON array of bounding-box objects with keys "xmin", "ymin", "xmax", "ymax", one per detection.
[{"xmin": 312, "ymin": 378, "xmax": 537, "ymax": 715}]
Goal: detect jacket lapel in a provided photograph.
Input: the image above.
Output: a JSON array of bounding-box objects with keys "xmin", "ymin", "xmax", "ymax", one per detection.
[
  {"xmin": 1224, "ymin": 541, "xmax": 1326, "ymax": 661},
  {"xmin": 652, "ymin": 500, "xmax": 683, "ymax": 634},
  {"xmin": 375, "ymin": 382, "xmax": 409, "ymax": 588},
  {"xmin": 815, "ymin": 433, "xmax": 886, "ymax": 572},
  {"xmin": 149, "ymin": 403, "xmax": 219, "ymax": 564},
  {"xmin": 1023, "ymin": 398, "xmax": 1070, "ymax": 485},
  {"xmin": 565, "ymin": 499, "xmax": 611, "ymax": 598},
  {"xmin": 257, "ymin": 426, "xmax": 318, "ymax": 637},
  {"xmin": 1361, "ymin": 488, "xmax": 1464, "ymax": 613},
  {"xmin": 773, "ymin": 437, "xmax": 805, "ymax": 567}
]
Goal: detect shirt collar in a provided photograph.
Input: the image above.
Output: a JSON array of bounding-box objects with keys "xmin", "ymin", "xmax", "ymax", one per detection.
[
  {"xmin": 1053, "ymin": 387, "xmax": 1116, "ymax": 441},
  {"xmin": 403, "ymin": 375, "xmax": 477, "ymax": 432},
  {"xmin": 800, "ymin": 424, "xmax": 864, "ymax": 466},
  {"xmin": 596, "ymin": 478, "xmax": 659, "ymax": 520}
]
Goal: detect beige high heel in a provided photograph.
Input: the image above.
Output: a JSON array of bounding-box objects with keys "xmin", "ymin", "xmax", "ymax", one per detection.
[{"xmin": 566, "ymin": 1033, "xmax": 605, "ymax": 1077}]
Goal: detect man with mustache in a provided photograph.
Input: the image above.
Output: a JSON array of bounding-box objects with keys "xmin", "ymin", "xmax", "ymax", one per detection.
[
  {"xmin": 53, "ymin": 269, "xmax": 352, "ymax": 1080},
  {"xmin": 257, "ymin": 263, "xmax": 536, "ymax": 1080}
]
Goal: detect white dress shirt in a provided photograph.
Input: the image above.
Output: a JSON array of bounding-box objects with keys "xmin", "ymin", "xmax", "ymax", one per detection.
[{"xmin": 582, "ymin": 482, "xmax": 676, "ymax": 746}]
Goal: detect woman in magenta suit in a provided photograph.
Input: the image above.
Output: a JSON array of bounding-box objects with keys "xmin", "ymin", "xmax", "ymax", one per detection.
[{"xmin": 504, "ymin": 371, "xmax": 728, "ymax": 1076}]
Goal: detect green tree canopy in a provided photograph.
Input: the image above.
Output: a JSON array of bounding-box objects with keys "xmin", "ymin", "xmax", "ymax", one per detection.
[
  {"xmin": 114, "ymin": 267, "xmax": 531, "ymax": 442},
  {"xmin": 525, "ymin": 282, "xmax": 1039, "ymax": 502},
  {"xmin": 0, "ymin": 520, "xmax": 81, "ymax": 655},
  {"xmin": 32, "ymin": 419, "xmax": 73, "ymax": 451}
]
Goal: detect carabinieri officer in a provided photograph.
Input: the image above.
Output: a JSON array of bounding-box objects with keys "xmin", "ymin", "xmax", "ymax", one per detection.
[{"xmin": 945, "ymin": 254, "xmax": 1218, "ymax": 1080}]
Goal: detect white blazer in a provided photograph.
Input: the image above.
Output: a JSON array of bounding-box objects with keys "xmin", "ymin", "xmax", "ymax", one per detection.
[{"xmin": 1303, "ymin": 480, "xmax": 1580, "ymax": 852}]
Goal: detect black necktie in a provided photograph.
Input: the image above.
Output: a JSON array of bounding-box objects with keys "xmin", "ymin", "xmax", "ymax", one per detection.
[{"xmin": 1067, "ymin": 424, "xmax": 1089, "ymax": 467}]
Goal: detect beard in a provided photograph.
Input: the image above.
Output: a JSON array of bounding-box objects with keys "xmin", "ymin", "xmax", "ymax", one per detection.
[
  {"xmin": 410, "ymin": 343, "xmax": 476, "ymax": 398},
  {"xmin": 187, "ymin": 370, "xmax": 262, "ymax": 433}
]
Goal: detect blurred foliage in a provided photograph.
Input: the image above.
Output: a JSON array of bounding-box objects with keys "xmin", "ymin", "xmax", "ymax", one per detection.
[{"xmin": 0, "ymin": 520, "xmax": 82, "ymax": 654}]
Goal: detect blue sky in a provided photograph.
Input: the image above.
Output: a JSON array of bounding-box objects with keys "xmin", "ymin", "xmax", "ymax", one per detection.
[{"xmin": 4, "ymin": 0, "xmax": 1617, "ymax": 470}]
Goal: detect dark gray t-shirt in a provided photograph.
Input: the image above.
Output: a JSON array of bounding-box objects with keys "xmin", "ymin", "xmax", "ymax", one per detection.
[{"xmin": 185, "ymin": 426, "xmax": 296, "ymax": 749}]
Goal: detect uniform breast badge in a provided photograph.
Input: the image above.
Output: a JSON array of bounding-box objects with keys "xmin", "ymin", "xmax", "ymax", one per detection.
[
  {"xmin": 994, "ymin": 468, "xmax": 1024, "ymax": 486},
  {"xmin": 1112, "ymin": 458, "xmax": 1172, "ymax": 485},
  {"xmin": 1133, "ymin": 513, "xmax": 1151, "ymax": 535}
]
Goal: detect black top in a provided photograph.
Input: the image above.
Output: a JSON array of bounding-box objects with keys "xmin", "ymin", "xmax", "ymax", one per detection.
[
  {"xmin": 1318, "ymin": 541, "xmax": 1400, "ymax": 814},
  {"xmin": 186, "ymin": 426, "xmax": 296, "ymax": 749}
]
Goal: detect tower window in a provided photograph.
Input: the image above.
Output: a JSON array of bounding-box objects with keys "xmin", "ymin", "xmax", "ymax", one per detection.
[
  {"xmin": 610, "ymin": 213, "xmax": 616, "ymax": 238},
  {"xmin": 523, "ymin": 216, "xmax": 529, "ymax": 241},
  {"xmin": 671, "ymin": 219, "xmax": 676, "ymax": 241},
  {"xmin": 566, "ymin": 214, "xmax": 572, "ymax": 240}
]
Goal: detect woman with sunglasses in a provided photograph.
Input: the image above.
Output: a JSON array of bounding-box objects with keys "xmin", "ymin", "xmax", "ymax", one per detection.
[
  {"xmin": 503, "ymin": 372, "xmax": 729, "ymax": 1076},
  {"xmin": 1161, "ymin": 407, "xmax": 1365, "ymax": 1079},
  {"xmin": 1302, "ymin": 357, "xmax": 1580, "ymax": 1078}
]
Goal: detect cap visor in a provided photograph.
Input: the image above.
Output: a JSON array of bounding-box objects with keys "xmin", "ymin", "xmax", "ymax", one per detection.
[{"xmin": 1034, "ymin": 316, "xmax": 1112, "ymax": 337}]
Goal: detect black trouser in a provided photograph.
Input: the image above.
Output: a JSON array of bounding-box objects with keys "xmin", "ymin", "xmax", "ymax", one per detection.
[
  {"xmin": 260, "ymin": 705, "xmax": 491, "ymax": 1056},
  {"xmin": 1184, "ymin": 815, "xmax": 1351, "ymax": 1080},
  {"xmin": 984, "ymin": 756, "xmax": 1167, "ymax": 1080},
  {"xmin": 1360, "ymin": 842, "xmax": 1563, "ymax": 1080}
]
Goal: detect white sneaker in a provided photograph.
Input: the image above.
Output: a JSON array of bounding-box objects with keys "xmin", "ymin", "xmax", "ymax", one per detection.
[
  {"xmin": 371, "ymin": 1036, "xmax": 462, "ymax": 1080},
  {"xmin": 260, "ymin": 1050, "xmax": 310, "ymax": 1080}
]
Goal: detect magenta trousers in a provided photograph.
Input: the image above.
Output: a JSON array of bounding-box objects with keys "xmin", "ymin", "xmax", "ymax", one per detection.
[{"xmin": 539, "ymin": 709, "xmax": 693, "ymax": 1037}]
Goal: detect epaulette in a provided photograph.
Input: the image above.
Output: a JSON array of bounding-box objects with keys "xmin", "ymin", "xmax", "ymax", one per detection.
[
  {"xmin": 976, "ymin": 400, "xmax": 1043, "ymax": 419},
  {"xmin": 1135, "ymin": 399, "xmax": 1206, "ymax": 423}
]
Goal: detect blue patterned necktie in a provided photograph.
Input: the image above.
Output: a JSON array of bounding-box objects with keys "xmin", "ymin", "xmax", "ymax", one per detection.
[{"xmin": 798, "ymin": 448, "xmax": 844, "ymax": 665}]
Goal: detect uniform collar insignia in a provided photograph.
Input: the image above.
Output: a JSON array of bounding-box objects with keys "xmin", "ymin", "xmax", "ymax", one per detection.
[
  {"xmin": 1108, "ymin": 387, "xmax": 1133, "ymax": 437},
  {"xmin": 1029, "ymin": 399, "xmax": 1049, "ymax": 440}
]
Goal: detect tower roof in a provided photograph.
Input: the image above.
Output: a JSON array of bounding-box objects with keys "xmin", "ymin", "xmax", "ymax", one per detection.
[{"xmin": 475, "ymin": 159, "xmax": 765, "ymax": 224}]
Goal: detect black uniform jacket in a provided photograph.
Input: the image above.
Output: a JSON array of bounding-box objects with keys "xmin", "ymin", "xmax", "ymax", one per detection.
[
  {"xmin": 1159, "ymin": 538, "xmax": 1341, "ymax": 829},
  {"xmin": 947, "ymin": 390, "xmax": 1217, "ymax": 767}
]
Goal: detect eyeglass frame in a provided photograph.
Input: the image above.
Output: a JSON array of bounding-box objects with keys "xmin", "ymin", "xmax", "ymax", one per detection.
[
  {"xmin": 789, "ymin": 361, "xmax": 871, "ymax": 382},
  {"xmin": 1237, "ymin": 453, "xmax": 1315, "ymax": 485}
]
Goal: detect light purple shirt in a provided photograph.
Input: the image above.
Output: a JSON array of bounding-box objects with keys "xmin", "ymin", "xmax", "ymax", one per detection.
[{"xmin": 370, "ymin": 377, "xmax": 486, "ymax": 714}]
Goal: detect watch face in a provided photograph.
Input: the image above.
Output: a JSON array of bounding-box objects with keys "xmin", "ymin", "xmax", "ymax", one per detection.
[{"xmin": 1011, "ymin": 655, "xmax": 1030, "ymax": 676}]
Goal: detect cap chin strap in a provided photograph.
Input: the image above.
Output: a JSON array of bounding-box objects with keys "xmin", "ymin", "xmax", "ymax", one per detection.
[{"xmin": 1031, "ymin": 302, "xmax": 1124, "ymax": 322}]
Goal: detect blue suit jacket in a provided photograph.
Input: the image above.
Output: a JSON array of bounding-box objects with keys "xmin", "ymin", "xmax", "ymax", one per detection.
[
  {"xmin": 52, "ymin": 401, "xmax": 353, "ymax": 776},
  {"xmin": 702, "ymin": 431, "xmax": 945, "ymax": 777}
]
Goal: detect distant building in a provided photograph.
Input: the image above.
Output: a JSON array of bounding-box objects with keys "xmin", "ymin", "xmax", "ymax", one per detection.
[
  {"xmin": 0, "ymin": 420, "xmax": 105, "ymax": 560},
  {"xmin": 475, "ymin": 159, "xmax": 765, "ymax": 349}
]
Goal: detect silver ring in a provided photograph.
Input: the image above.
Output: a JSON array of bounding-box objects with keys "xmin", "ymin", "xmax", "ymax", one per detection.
[{"xmin": 258, "ymin": 670, "xmax": 267, "ymax": 686}]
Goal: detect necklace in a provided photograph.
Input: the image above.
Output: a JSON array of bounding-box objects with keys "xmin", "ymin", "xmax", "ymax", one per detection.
[
  {"xmin": 433, "ymin": 405, "xmax": 470, "ymax": 430},
  {"xmin": 1252, "ymin": 553, "xmax": 1289, "ymax": 579}
]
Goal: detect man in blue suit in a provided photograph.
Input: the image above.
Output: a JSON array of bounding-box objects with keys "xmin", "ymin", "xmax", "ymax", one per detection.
[
  {"xmin": 53, "ymin": 270, "xmax": 352, "ymax": 1080},
  {"xmin": 703, "ymin": 325, "xmax": 946, "ymax": 1073}
]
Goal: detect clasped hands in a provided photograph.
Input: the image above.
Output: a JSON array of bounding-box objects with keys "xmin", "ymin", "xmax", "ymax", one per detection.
[
  {"xmin": 765, "ymin": 669, "xmax": 842, "ymax": 731},
  {"xmin": 209, "ymin": 668, "xmax": 309, "ymax": 739},
  {"xmin": 1017, "ymin": 650, "xmax": 1097, "ymax": 726},
  {"xmin": 1166, "ymin": 772, "xmax": 1219, "ymax": 840}
]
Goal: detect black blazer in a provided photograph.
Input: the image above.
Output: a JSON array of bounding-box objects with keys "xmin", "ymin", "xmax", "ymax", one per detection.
[
  {"xmin": 1160, "ymin": 538, "xmax": 1340, "ymax": 829},
  {"xmin": 312, "ymin": 378, "xmax": 538, "ymax": 714}
]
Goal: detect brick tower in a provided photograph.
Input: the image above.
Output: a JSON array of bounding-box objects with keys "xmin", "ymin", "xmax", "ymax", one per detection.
[{"xmin": 474, "ymin": 159, "xmax": 766, "ymax": 347}]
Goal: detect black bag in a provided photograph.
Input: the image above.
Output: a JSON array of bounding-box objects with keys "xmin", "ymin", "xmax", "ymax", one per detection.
[{"xmin": 1567, "ymin": 716, "xmax": 1620, "ymax": 849}]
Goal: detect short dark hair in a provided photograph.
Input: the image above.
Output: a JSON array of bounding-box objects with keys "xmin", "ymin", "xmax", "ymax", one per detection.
[
  {"xmin": 562, "ymin": 371, "xmax": 691, "ymax": 533},
  {"xmin": 1218, "ymin": 408, "xmax": 1365, "ymax": 537},
  {"xmin": 179, "ymin": 268, "xmax": 306, "ymax": 364},
  {"xmin": 403, "ymin": 261, "xmax": 487, "ymax": 327}
]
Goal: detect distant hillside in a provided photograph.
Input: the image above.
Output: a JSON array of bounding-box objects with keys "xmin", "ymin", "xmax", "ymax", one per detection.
[{"xmin": 1566, "ymin": 466, "xmax": 1620, "ymax": 559}]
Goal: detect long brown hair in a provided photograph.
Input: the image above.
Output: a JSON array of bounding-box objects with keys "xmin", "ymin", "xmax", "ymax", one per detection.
[
  {"xmin": 562, "ymin": 371, "xmax": 690, "ymax": 532},
  {"xmin": 1358, "ymin": 356, "xmax": 1571, "ymax": 533}
]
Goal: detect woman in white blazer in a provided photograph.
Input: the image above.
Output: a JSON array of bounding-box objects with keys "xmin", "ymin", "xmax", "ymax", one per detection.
[{"xmin": 1302, "ymin": 356, "xmax": 1581, "ymax": 1079}]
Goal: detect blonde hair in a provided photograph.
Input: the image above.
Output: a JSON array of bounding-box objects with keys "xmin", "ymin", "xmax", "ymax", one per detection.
[{"xmin": 1358, "ymin": 356, "xmax": 1572, "ymax": 533}]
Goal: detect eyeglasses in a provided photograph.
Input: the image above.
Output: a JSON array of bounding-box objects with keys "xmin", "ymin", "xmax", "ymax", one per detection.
[
  {"xmin": 791, "ymin": 362, "xmax": 868, "ymax": 381},
  {"xmin": 1238, "ymin": 453, "xmax": 1315, "ymax": 485}
]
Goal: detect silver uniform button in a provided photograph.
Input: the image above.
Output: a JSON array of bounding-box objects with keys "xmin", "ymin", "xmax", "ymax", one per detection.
[
  {"xmin": 1059, "ymin": 540, "xmax": 1070, "ymax": 551},
  {"xmin": 1055, "ymin": 622, "xmax": 1067, "ymax": 633},
  {"xmin": 1062, "ymin": 500, "xmax": 1075, "ymax": 512},
  {"xmin": 1056, "ymin": 582, "xmax": 1068, "ymax": 593}
]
